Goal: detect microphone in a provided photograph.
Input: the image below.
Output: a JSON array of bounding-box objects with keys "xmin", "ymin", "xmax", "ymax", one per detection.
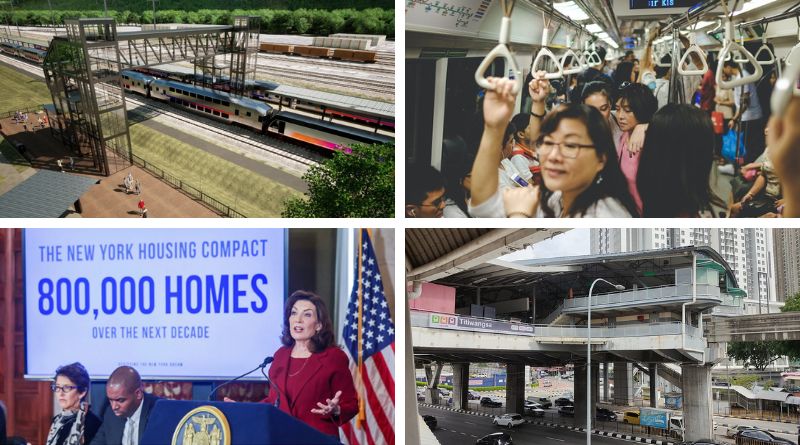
[
  {"xmin": 209, "ymin": 356, "xmax": 273, "ymax": 401},
  {"xmin": 259, "ymin": 363, "xmax": 282, "ymax": 409}
]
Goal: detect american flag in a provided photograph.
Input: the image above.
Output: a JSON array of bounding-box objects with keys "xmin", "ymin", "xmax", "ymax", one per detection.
[{"xmin": 340, "ymin": 229, "xmax": 395, "ymax": 445}]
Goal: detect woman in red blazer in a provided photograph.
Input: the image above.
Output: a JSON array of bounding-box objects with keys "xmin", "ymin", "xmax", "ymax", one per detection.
[{"xmin": 260, "ymin": 290, "xmax": 358, "ymax": 438}]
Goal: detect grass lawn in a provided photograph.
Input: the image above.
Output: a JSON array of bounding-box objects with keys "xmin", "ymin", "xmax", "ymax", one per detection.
[
  {"xmin": 0, "ymin": 136, "xmax": 31, "ymax": 173},
  {"xmin": 129, "ymin": 124, "xmax": 303, "ymax": 217},
  {"xmin": 0, "ymin": 64, "xmax": 52, "ymax": 113},
  {"xmin": 0, "ymin": 62, "xmax": 302, "ymax": 216}
]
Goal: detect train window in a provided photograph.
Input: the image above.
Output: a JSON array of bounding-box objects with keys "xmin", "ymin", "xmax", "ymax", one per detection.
[
  {"xmin": 235, "ymin": 109, "xmax": 239, "ymax": 116},
  {"xmin": 246, "ymin": 111, "xmax": 251, "ymax": 117},
  {"xmin": 213, "ymin": 110, "xmax": 220, "ymax": 116},
  {"xmin": 213, "ymin": 99, "xmax": 220, "ymax": 105},
  {"xmin": 222, "ymin": 113, "xmax": 229, "ymax": 119},
  {"xmin": 190, "ymin": 93, "xmax": 196, "ymax": 98},
  {"xmin": 169, "ymin": 87, "xmax": 174, "ymax": 92},
  {"xmin": 222, "ymin": 101, "xmax": 230, "ymax": 107}
]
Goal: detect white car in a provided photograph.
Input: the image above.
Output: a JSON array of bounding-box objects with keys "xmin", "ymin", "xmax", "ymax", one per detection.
[
  {"xmin": 493, "ymin": 413, "xmax": 526, "ymax": 429},
  {"xmin": 726, "ymin": 424, "xmax": 758, "ymax": 438}
]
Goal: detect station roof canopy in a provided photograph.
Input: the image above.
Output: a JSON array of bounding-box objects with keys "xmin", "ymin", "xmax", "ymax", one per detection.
[
  {"xmin": 406, "ymin": 229, "xmax": 740, "ymax": 299},
  {"xmin": 0, "ymin": 170, "xmax": 98, "ymax": 218},
  {"xmin": 438, "ymin": 245, "xmax": 739, "ymax": 293}
]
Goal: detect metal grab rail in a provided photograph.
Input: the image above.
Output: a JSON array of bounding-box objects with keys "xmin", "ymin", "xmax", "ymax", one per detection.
[{"xmin": 771, "ymin": 50, "xmax": 800, "ymax": 115}]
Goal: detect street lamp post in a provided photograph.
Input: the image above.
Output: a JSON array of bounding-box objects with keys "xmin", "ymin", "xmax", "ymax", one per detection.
[{"xmin": 587, "ymin": 278, "xmax": 625, "ymax": 445}]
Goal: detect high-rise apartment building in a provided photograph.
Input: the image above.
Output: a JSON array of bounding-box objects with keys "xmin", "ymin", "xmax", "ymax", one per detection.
[
  {"xmin": 590, "ymin": 228, "xmax": 774, "ymax": 313},
  {"xmin": 774, "ymin": 229, "xmax": 800, "ymax": 302}
]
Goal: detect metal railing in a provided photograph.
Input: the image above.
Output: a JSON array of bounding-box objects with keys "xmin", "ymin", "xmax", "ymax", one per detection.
[
  {"xmin": 128, "ymin": 152, "xmax": 247, "ymax": 218},
  {"xmin": 562, "ymin": 284, "xmax": 722, "ymax": 312},
  {"xmin": 412, "ymin": 311, "xmax": 706, "ymax": 341},
  {"xmin": 0, "ymin": 104, "xmax": 47, "ymax": 119}
]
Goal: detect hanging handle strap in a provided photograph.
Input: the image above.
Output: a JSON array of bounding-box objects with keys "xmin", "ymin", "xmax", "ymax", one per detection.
[
  {"xmin": 754, "ymin": 23, "xmax": 775, "ymax": 65},
  {"xmin": 475, "ymin": 16, "xmax": 523, "ymax": 94},
  {"xmin": 678, "ymin": 44, "xmax": 708, "ymax": 75},
  {"xmin": 532, "ymin": 47, "xmax": 564, "ymax": 79},
  {"xmin": 716, "ymin": 40, "xmax": 764, "ymax": 89},
  {"xmin": 560, "ymin": 48, "xmax": 583, "ymax": 75},
  {"xmin": 772, "ymin": 50, "xmax": 800, "ymax": 115},
  {"xmin": 786, "ymin": 18, "xmax": 800, "ymax": 67}
]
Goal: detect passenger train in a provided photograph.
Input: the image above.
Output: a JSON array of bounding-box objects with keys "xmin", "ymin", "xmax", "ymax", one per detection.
[
  {"xmin": 121, "ymin": 70, "xmax": 393, "ymax": 152},
  {"xmin": 130, "ymin": 64, "xmax": 395, "ymax": 132},
  {"xmin": 0, "ymin": 41, "xmax": 47, "ymax": 63}
]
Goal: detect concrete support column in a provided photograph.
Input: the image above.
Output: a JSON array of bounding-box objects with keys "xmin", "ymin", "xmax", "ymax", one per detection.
[
  {"xmin": 425, "ymin": 363, "xmax": 442, "ymax": 404},
  {"xmin": 602, "ymin": 363, "xmax": 609, "ymax": 401},
  {"xmin": 613, "ymin": 362, "xmax": 633, "ymax": 406},
  {"xmin": 575, "ymin": 363, "xmax": 599, "ymax": 429},
  {"xmin": 682, "ymin": 364, "xmax": 713, "ymax": 442},
  {"xmin": 506, "ymin": 363, "xmax": 525, "ymax": 414},
  {"xmin": 649, "ymin": 363, "xmax": 658, "ymax": 408},
  {"xmin": 452, "ymin": 362, "xmax": 470, "ymax": 410}
]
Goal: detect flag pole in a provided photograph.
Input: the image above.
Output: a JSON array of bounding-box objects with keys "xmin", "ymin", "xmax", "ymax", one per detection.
[{"xmin": 356, "ymin": 228, "xmax": 366, "ymax": 428}]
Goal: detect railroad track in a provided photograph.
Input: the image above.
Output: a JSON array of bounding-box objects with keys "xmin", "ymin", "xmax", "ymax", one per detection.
[
  {"xmin": 0, "ymin": 53, "xmax": 322, "ymax": 176},
  {"xmin": 256, "ymin": 52, "xmax": 395, "ymax": 76},
  {"xmin": 257, "ymin": 66, "xmax": 394, "ymax": 95}
]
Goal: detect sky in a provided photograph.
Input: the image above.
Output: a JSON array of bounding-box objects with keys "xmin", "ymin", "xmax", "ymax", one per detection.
[{"xmin": 498, "ymin": 229, "xmax": 590, "ymax": 262}]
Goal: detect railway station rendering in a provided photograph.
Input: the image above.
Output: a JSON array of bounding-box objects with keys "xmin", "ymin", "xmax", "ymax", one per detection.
[
  {"xmin": 405, "ymin": 228, "xmax": 800, "ymax": 445},
  {"xmin": 0, "ymin": 3, "xmax": 394, "ymax": 218}
]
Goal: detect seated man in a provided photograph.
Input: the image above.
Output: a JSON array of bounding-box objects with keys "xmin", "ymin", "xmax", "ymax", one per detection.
[
  {"xmin": 90, "ymin": 366, "xmax": 158, "ymax": 445},
  {"xmin": 406, "ymin": 163, "xmax": 445, "ymax": 218}
]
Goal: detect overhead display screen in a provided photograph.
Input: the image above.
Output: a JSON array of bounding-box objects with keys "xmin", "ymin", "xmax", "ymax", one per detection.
[
  {"xmin": 24, "ymin": 228, "xmax": 286, "ymax": 380},
  {"xmin": 630, "ymin": 0, "xmax": 699, "ymax": 9}
]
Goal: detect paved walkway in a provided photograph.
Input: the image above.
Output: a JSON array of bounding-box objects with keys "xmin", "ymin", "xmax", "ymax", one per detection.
[{"xmin": 0, "ymin": 117, "xmax": 220, "ymax": 217}]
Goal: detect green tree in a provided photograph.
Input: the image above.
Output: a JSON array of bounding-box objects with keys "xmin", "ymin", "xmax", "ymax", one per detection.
[
  {"xmin": 282, "ymin": 143, "xmax": 394, "ymax": 218},
  {"xmin": 779, "ymin": 291, "xmax": 800, "ymax": 360},
  {"xmin": 727, "ymin": 341, "xmax": 784, "ymax": 371}
]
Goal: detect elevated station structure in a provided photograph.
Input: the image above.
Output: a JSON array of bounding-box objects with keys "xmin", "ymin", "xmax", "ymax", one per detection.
[
  {"xmin": 41, "ymin": 17, "xmax": 260, "ymax": 176},
  {"xmin": 406, "ymin": 229, "xmax": 756, "ymax": 442}
]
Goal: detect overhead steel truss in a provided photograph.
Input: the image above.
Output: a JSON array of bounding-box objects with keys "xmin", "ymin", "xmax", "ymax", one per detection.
[{"xmin": 42, "ymin": 17, "xmax": 260, "ymax": 176}]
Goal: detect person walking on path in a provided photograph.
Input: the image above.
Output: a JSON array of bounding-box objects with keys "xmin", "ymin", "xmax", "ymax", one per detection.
[
  {"xmin": 56, "ymin": 159, "xmax": 63, "ymax": 172},
  {"xmin": 134, "ymin": 180, "xmax": 141, "ymax": 195},
  {"xmin": 141, "ymin": 206, "xmax": 148, "ymax": 218},
  {"xmin": 69, "ymin": 157, "xmax": 74, "ymax": 170},
  {"xmin": 137, "ymin": 198, "xmax": 145, "ymax": 216}
]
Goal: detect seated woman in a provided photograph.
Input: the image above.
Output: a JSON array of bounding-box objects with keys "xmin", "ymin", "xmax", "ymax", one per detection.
[
  {"xmin": 730, "ymin": 127, "xmax": 781, "ymax": 217},
  {"xmin": 636, "ymin": 104, "xmax": 717, "ymax": 217},
  {"xmin": 469, "ymin": 77, "xmax": 637, "ymax": 218},
  {"xmin": 46, "ymin": 362, "xmax": 101, "ymax": 445}
]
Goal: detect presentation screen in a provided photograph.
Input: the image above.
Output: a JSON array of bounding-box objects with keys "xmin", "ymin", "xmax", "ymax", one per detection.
[{"xmin": 24, "ymin": 229, "xmax": 286, "ymax": 380}]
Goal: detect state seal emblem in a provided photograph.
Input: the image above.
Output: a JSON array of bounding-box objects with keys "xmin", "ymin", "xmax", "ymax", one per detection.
[{"xmin": 171, "ymin": 405, "xmax": 231, "ymax": 445}]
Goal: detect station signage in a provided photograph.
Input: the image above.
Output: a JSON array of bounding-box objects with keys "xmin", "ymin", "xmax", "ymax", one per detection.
[
  {"xmin": 428, "ymin": 313, "xmax": 535, "ymax": 336},
  {"xmin": 629, "ymin": 0, "xmax": 699, "ymax": 9}
]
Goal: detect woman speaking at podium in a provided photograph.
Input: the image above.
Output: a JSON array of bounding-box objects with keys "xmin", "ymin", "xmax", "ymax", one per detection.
[{"xmin": 261, "ymin": 290, "xmax": 358, "ymax": 438}]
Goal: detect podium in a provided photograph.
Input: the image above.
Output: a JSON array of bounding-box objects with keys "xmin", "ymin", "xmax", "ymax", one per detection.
[{"xmin": 141, "ymin": 400, "xmax": 342, "ymax": 445}]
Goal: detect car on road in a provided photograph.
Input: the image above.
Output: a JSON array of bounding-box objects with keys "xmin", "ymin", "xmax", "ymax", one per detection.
[
  {"xmin": 524, "ymin": 401, "xmax": 545, "ymax": 417},
  {"xmin": 679, "ymin": 440, "xmax": 722, "ymax": 445},
  {"xmin": 439, "ymin": 388, "xmax": 451, "ymax": 397},
  {"xmin": 527, "ymin": 397, "xmax": 552, "ymax": 408},
  {"xmin": 541, "ymin": 379, "xmax": 552, "ymax": 387},
  {"xmin": 480, "ymin": 396, "xmax": 503, "ymax": 408},
  {"xmin": 422, "ymin": 415, "xmax": 437, "ymax": 430},
  {"xmin": 726, "ymin": 424, "xmax": 758, "ymax": 438},
  {"xmin": 669, "ymin": 416, "xmax": 684, "ymax": 438},
  {"xmin": 493, "ymin": 413, "xmax": 525, "ymax": 429},
  {"xmin": 596, "ymin": 408, "xmax": 617, "ymax": 421},
  {"xmin": 735, "ymin": 429, "xmax": 797, "ymax": 444},
  {"xmin": 468, "ymin": 390, "xmax": 481, "ymax": 400},
  {"xmin": 417, "ymin": 392, "xmax": 425, "ymax": 402},
  {"xmin": 622, "ymin": 410, "xmax": 640, "ymax": 425},
  {"xmin": 476, "ymin": 432, "xmax": 513, "ymax": 445},
  {"xmin": 558, "ymin": 405, "xmax": 575, "ymax": 416},
  {"xmin": 554, "ymin": 397, "xmax": 573, "ymax": 406}
]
